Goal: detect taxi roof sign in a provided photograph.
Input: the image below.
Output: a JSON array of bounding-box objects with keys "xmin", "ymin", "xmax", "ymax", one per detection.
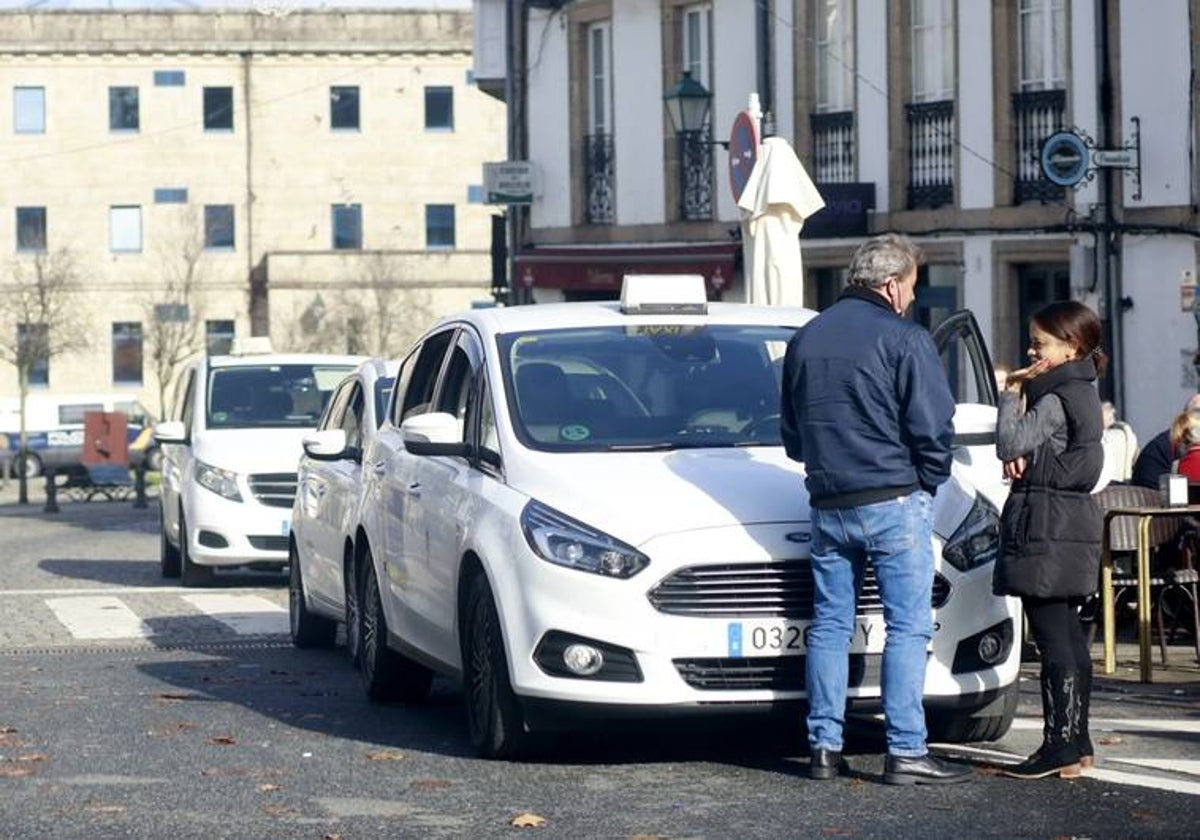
[{"xmin": 620, "ymin": 274, "xmax": 708, "ymax": 315}]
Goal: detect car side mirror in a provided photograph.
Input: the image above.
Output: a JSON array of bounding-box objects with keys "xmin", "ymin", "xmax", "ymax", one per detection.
[
  {"xmin": 401, "ymin": 412, "xmax": 473, "ymax": 458},
  {"xmin": 302, "ymin": 429, "xmax": 349, "ymax": 461},
  {"xmin": 153, "ymin": 420, "xmax": 187, "ymax": 445}
]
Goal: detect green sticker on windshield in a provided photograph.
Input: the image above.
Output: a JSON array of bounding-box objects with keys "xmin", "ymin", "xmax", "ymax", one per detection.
[{"xmin": 560, "ymin": 424, "xmax": 591, "ymax": 442}]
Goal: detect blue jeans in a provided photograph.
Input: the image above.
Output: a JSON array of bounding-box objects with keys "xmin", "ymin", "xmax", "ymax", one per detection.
[{"xmin": 805, "ymin": 491, "xmax": 934, "ymax": 757}]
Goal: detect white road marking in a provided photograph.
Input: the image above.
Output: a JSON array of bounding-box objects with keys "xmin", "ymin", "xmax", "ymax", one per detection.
[
  {"xmin": 1011, "ymin": 716, "xmax": 1200, "ymax": 735},
  {"xmin": 44, "ymin": 596, "xmax": 152, "ymax": 640},
  {"xmin": 180, "ymin": 594, "xmax": 288, "ymax": 635},
  {"xmin": 1120, "ymin": 759, "xmax": 1200, "ymax": 777},
  {"xmin": 1082, "ymin": 766, "xmax": 1200, "ymax": 796},
  {"xmin": 0, "ymin": 586, "xmax": 252, "ymax": 597}
]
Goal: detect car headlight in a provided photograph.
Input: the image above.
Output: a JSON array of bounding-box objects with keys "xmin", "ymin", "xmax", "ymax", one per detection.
[
  {"xmin": 194, "ymin": 459, "xmax": 242, "ymax": 502},
  {"xmin": 521, "ymin": 500, "xmax": 649, "ymax": 578},
  {"xmin": 942, "ymin": 492, "xmax": 999, "ymax": 572}
]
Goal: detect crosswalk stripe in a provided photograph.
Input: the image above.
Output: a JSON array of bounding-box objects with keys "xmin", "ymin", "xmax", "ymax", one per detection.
[
  {"xmin": 1082, "ymin": 766, "xmax": 1200, "ymax": 796},
  {"xmin": 179, "ymin": 594, "xmax": 288, "ymax": 636},
  {"xmin": 44, "ymin": 596, "xmax": 152, "ymax": 640},
  {"xmin": 1120, "ymin": 759, "xmax": 1200, "ymax": 777},
  {"xmin": 1011, "ymin": 716, "xmax": 1200, "ymax": 735}
]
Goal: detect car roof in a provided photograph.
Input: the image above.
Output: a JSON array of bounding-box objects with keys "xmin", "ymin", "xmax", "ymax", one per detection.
[
  {"xmin": 428, "ymin": 301, "xmax": 817, "ymax": 336},
  {"xmin": 205, "ymin": 353, "xmax": 368, "ymax": 369}
]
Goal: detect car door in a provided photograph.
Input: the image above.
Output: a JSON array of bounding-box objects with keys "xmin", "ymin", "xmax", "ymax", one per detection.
[
  {"xmin": 160, "ymin": 366, "xmax": 197, "ymax": 549},
  {"xmin": 373, "ymin": 329, "xmax": 456, "ymax": 634},
  {"xmin": 400, "ymin": 329, "xmax": 486, "ymax": 664}
]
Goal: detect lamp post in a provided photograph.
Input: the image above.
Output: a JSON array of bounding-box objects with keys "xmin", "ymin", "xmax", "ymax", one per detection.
[{"xmin": 663, "ymin": 71, "xmax": 714, "ymax": 220}]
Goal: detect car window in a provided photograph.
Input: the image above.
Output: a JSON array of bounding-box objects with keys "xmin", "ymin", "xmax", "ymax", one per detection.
[
  {"xmin": 478, "ymin": 376, "xmax": 500, "ymax": 464},
  {"xmin": 435, "ymin": 346, "xmax": 474, "ymax": 440},
  {"xmin": 498, "ymin": 324, "xmax": 797, "ymax": 452},
  {"xmin": 179, "ymin": 369, "xmax": 196, "ymax": 429},
  {"xmin": 340, "ymin": 383, "xmax": 365, "ymax": 449},
  {"xmin": 207, "ymin": 363, "xmax": 356, "ymax": 429},
  {"xmin": 319, "ymin": 380, "xmax": 352, "ymax": 432},
  {"xmin": 931, "ymin": 311, "xmax": 998, "ymax": 407},
  {"xmin": 373, "ymin": 376, "xmax": 395, "ymax": 427},
  {"xmin": 400, "ymin": 329, "xmax": 455, "ymax": 422}
]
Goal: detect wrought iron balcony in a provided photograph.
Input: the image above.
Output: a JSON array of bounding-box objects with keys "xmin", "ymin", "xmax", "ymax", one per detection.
[
  {"xmin": 677, "ymin": 129, "xmax": 713, "ymax": 220},
  {"xmin": 583, "ymin": 132, "xmax": 615, "ymax": 225},
  {"xmin": 906, "ymin": 99, "xmax": 955, "ymax": 209},
  {"xmin": 1012, "ymin": 88, "xmax": 1066, "ymax": 203},
  {"xmin": 811, "ymin": 110, "xmax": 855, "ymax": 183}
]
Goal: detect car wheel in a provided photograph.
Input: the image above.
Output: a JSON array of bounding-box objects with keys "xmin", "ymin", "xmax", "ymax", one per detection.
[
  {"xmin": 462, "ymin": 572, "xmax": 529, "ymax": 759},
  {"xmin": 160, "ymin": 503, "xmax": 181, "ymax": 579},
  {"xmin": 178, "ymin": 510, "xmax": 214, "ymax": 588},
  {"xmin": 359, "ymin": 551, "xmax": 433, "ymax": 702},
  {"xmin": 145, "ymin": 446, "xmax": 163, "ymax": 473},
  {"xmin": 927, "ymin": 681, "xmax": 1019, "ymax": 743},
  {"xmin": 16, "ymin": 451, "xmax": 42, "ymax": 479},
  {"xmin": 344, "ymin": 553, "xmax": 362, "ymax": 666},
  {"xmin": 289, "ymin": 541, "xmax": 336, "ymax": 648}
]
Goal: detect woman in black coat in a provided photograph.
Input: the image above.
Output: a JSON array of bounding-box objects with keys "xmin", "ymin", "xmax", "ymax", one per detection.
[{"xmin": 994, "ymin": 301, "xmax": 1106, "ymax": 779}]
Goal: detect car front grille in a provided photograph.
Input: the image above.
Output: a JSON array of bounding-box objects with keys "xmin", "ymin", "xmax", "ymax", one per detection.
[
  {"xmin": 247, "ymin": 473, "xmax": 297, "ymax": 509},
  {"xmin": 647, "ymin": 560, "xmax": 950, "ymax": 619},
  {"xmin": 248, "ymin": 535, "xmax": 289, "ymax": 552},
  {"xmin": 673, "ymin": 653, "xmax": 881, "ymax": 691}
]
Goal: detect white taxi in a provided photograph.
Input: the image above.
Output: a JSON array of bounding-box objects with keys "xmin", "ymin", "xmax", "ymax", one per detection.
[{"xmin": 352, "ymin": 276, "xmax": 1017, "ymax": 758}]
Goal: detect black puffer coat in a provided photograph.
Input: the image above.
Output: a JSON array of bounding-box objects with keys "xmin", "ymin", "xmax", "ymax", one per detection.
[{"xmin": 993, "ymin": 358, "xmax": 1103, "ymax": 598}]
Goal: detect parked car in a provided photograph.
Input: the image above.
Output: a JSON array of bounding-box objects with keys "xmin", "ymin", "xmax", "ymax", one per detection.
[
  {"xmin": 289, "ymin": 357, "xmax": 399, "ymax": 660},
  {"xmin": 154, "ymin": 345, "xmax": 365, "ymax": 586},
  {"xmin": 351, "ymin": 275, "xmax": 1017, "ymax": 758}
]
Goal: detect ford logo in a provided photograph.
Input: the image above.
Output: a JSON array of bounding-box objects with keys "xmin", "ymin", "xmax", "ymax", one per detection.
[{"xmin": 784, "ymin": 532, "xmax": 811, "ymax": 543}]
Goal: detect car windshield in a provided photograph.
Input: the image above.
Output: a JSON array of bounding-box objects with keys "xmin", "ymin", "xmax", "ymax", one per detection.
[
  {"xmin": 207, "ymin": 364, "xmax": 355, "ymax": 429},
  {"xmin": 498, "ymin": 324, "xmax": 796, "ymax": 452}
]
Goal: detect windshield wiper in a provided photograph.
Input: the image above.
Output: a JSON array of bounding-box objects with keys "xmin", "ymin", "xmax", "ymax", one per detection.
[{"xmin": 607, "ymin": 442, "xmax": 678, "ymax": 451}]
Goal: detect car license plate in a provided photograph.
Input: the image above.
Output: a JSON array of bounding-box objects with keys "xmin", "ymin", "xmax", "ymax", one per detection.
[
  {"xmin": 280, "ymin": 518, "xmax": 291, "ymax": 537},
  {"xmin": 726, "ymin": 616, "xmax": 885, "ymax": 657}
]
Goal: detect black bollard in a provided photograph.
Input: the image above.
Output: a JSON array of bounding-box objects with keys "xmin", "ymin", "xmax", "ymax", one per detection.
[
  {"xmin": 133, "ymin": 461, "xmax": 148, "ymax": 509},
  {"xmin": 43, "ymin": 466, "xmax": 59, "ymax": 514}
]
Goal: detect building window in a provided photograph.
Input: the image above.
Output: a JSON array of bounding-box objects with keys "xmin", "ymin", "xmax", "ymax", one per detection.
[
  {"xmin": 425, "ymin": 86, "xmax": 454, "ymax": 130},
  {"xmin": 907, "ymin": 0, "xmax": 956, "ymax": 209},
  {"xmin": 154, "ymin": 70, "xmax": 185, "ymax": 87},
  {"xmin": 584, "ymin": 21, "xmax": 615, "ymax": 225},
  {"xmin": 813, "ymin": 0, "xmax": 855, "ymax": 113},
  {"xmin": 1018, "ymin": 0, "xmax": 1066, "ymax": 91},
  {"xmin": 332, "ymin": 204, "xmax": 362, "ymax": 250},
  {"xmin": 206, "ymin": 320, "xmax": 235, "ymax": 355},
  {"xmin": 204, "ymin": 205, "xmax": 235, "ymax": 250},
  {"xmin": 912, "ymin": 0, "xmax": 955, "ymax": 102},
  {"xmin": 425, "ymin": 204, "xmax": 455, "ymax": 249},
  {"xmin": 682, "ymin": 4, "xmax": 712, "ymax": 90},
  {"xmin": 109, "ymin": 86, "xmax": 139, "ymax": 132},
  {"xmin": 110, "ymin": 206, "xmax": 142, "ymax": 253},
  {"xmin": 330, "ymin": 86, "xmax": 360, "ymax": 130},
  {"xmin": 203, "ymin": 87, "xmax": 234, "ymax": 131},
  {"xmin": 112, "ymin": 322, "xmax": 143, "ymax": 385},
  {"xmin": 16, "ymin": 207, "xmax": 46, "ymax": 252},
  {"xmin": 17, "ymin": 323, "xmax": 49, "ymax": 386},
  {"xmin": 14, "ymin": 86, "xmax": 45, "ymax": 134},
  {"xmin": 153, "ymin": 188, "xmax": 188, "ymax": 204}
]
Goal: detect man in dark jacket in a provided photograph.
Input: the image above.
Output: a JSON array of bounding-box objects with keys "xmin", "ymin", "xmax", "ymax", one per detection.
[{"xmin": 781, "ymin": 233, "xmax": 969, "ymax": 785}]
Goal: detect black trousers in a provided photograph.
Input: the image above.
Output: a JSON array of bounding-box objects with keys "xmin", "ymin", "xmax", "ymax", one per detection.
[{"xmin": 1023, "ymin": 595, "xmax": 1091, "ymax": 672}]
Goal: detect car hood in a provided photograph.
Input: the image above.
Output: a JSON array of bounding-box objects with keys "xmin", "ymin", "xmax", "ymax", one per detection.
[
  {"xmin": 506, "ymin": 446, "xmax": 810, "ymax": 546},
  {"xmin": 192, "ymin": 428, "xmax": 311, "ymax": 474}
]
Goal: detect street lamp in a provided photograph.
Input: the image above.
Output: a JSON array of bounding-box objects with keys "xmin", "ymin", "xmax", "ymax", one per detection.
[{"xmin": 663, "ymin": 71, "xmax": 715, "ymax": 220}]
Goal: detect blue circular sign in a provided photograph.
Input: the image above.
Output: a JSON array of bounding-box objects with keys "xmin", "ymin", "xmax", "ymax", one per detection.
[
  {"xmin": 728, "ymin": 110, "xmax": 760, "ymax": 203},
  {"xmin": 1040, "ymin": 131, "xmax": 1090, "ymax": 187}
]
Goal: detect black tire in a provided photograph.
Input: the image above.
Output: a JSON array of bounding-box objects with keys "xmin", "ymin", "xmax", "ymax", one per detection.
[
  {"xmin": 344, "ymin": 552, "xmax": 362, "ymax": 666},
  {"xmin": 178, "ymin": 510, "xmax": 214, "ymax": 588},
  {"xmin": 289, "ymin": 542, "xmax": 336, "ymax": 648},
  {"xmin": 160, "ymin": 503, "xmax": 181, "ymax": 579},
  {"xmin": 927, "ymin": 682, "xmax": 1020, "ymax": 743},
  {"xmin": 16, "ymin": 451, "xmax": 42, "ymax": 479},
  {"xmin": 144, "ymin": 446, "xmax": 163, "ymax": 473},
  {"xmin": 359, "ymin": 553, "xmax": 433, "ymax": 702},
  {"xmin": 462, "ymin": 572, "xmax": 529, "ymax": 759}
]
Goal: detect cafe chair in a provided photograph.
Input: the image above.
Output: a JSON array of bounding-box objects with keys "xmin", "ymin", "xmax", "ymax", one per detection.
[{"xmin": 1094, "ymin": 483, "xmax": 1200, "ymax": 665}]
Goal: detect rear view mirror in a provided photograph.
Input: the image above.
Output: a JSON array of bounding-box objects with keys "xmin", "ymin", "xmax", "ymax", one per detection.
[
  {"xmin": 302, "ymin": 429, "xmax": 349, "ymax": 461},
  {"xmin": 401, "ymin": 412, "xmax": 473, "ymax": 458},
  {"xmin": 153, "ymin": 420, "xmax": 187, "ymax": 444}
]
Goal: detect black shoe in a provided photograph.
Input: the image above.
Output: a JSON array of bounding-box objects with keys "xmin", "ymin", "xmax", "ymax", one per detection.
[
  {"xmin": 1002, "ymin": 742, "xmax": 1082, "ymax": 779},
  {"xmin": 809, "ymin": 748, "xmax": 846, "ymax": 780},
  {"xmin": 883, "ymin": 753, "xmax": 973, "ymax": 785}
]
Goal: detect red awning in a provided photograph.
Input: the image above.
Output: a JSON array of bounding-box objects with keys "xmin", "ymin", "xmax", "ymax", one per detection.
[{"xmin": 514, "ymin": 243, "xmax": 738, "ymax": 295}]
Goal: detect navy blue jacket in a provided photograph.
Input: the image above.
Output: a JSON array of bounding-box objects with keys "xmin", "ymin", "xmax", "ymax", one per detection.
[{"xmin": 780, "ymin": 286, "xmax": 956, "ymax": 508}]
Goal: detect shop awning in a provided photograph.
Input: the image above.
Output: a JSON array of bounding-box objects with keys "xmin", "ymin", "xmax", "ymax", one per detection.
[{"xmin": 513, "ymin": 242, "xmax": 738, "ymax": 295}]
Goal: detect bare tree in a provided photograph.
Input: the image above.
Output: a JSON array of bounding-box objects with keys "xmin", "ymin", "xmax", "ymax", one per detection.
[
  {"xmin": 143, "ymin": 207, "xmax": 208, "ymax": 418},
  {"xmin": 0, "ymin": 247, "xmax": 89, "ymax": 502}
]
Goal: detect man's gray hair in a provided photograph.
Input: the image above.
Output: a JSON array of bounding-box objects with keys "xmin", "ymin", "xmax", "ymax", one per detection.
[{"xmin": 847, "ymin": 233, "xmax": 923, "ymax": 289}]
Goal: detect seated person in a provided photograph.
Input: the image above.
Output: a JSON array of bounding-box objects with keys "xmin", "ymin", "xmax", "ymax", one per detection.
[
  {"xmin": 1173, "ymin": 410, "xmax": 1200, "ymax": 482},
  {"xmin": 1132, "ymin": 393, "xmax": 1200, "ymax": 489}
]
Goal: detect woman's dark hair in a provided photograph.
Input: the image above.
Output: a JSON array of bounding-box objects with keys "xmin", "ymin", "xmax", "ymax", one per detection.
[{"xmin": 1032, "ymin": 300, "xmax": 1108, "ymax": 377}]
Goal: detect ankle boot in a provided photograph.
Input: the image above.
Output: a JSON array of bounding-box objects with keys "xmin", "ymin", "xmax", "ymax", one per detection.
[
  {"xmin": 1004, "ymin": 663, "xmax": 1082, "ymax": 780},
  {"xmin": 1075, "ymin": 663, "xmax": 1094, "ymax": 767}
]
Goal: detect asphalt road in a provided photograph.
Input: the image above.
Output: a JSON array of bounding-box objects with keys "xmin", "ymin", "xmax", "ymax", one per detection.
[{"xmin": 1, "ymin": 488, "xmax": 1198, "ymax": 839}]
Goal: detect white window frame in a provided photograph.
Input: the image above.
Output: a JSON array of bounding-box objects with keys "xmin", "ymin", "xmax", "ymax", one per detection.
[
  {"xmin": 109, "ymin": 205, "xmax": 142, "ymax": 253},
  {"xmin": 911, "ymin": 0, "xmax": 956, "ymax": 102},
  {"xmin": 1018, "ymin": 0, "xmax": 1066, "ymax": 91},
  {"xmin": 14, "ymin": 86, "xmax": 45, "ymax": 134},
  {"xmin": 587, "ymin": 21, "xmax": 612, "ymax": 135},
  {"xmin": 682, "ymin": 4, "xmax": 712, "ymax": 91},
  {"xmin": 813, "ymin": 0, "xmax": 855, "ymax": 113}
]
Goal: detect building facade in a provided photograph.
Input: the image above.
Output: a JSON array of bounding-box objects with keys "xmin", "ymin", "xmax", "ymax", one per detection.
[
  {"xmin": 475, "ymin": 0, "xmax": 1200, "ymax": 440},
  {"xmin": 0, "ymin": 8, "xmax": 505, "ymax": 416}
]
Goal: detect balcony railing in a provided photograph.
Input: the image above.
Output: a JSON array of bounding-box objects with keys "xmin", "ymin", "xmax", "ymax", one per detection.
[
  {"xmin": 811, "ymin": 110, "xmax": 855, "ymax": 183},
  {"xmin": 906, "ymin": 99, "xmax": 955, "ymax": 209},
  {"xmin": 677, "ymin": 129, "xmax": 713, "ymax": 220},
  {"xmin": 1012, "ymin": 88, "xmax": 1066, "ymax": 203},
  {"xmin": 584, "ymin": 132, "xmax": 615, "ymax": 225}
]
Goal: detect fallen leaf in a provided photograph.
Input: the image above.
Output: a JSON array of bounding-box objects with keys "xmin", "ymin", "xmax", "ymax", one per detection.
[
  {"xmin": 365, "ymin": 750, "xmax": 405, "ymax": 761},
  {"xmin": 0, "ymin": 764, "xmax": 35, "ymax": 778},
  {"xmin": 822, "ymin": 829, "xmax": 853, "ymax": 836},
  {"xmin": 510, "ymin": 812, "xmax": 547, "ymax": 828},
  {"xmin": 176, "ymin": 722, "xmax": 200, "ymax": 731},
  {"xmin": 1132, "ymin": 809, "xmax": 1159, "ymax": 821},
  {"xmin": 324, "ymin": 835, "xmax": 343, "ymax": 840},
  {"xmin": 1098, "ymin": 735, "xmax": 1124, "ymax": 746},
  {"xmin": 86, "ymin": 804, "xmax": 126, "ymax": 815},
  {"xmin": 262, "ymin": 804, "xmax": 298, "ymax": 818},
  {"xmin": 258, "ymin": 783, "xmax": 280, "ymax": 793},
  {"xmin": 16, "ymin": 754, "xmax": 48, "ymax": 762},
  {"xmin": 410, "ymin": 779, "xmax": 454, "ymax": 792},
  {"xmin": 209, "ymin": 736, "xmax": 237, "ymax": 746},
  {"xmin": 0, "ymin": 726, "xmax": 16, "ymax": 734},
  {"xmin": 153, "ymin": 692, "xmax": 199, "ymax": 702}
]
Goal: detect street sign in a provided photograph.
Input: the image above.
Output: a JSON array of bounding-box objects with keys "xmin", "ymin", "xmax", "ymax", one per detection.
[
  {"xmin": 483, "ymin": 161, "xmax": 534, "ymax": 205},
  {"xmin": 728, "ymin": 110, "xmax": 760, "ymax": 204},
  {"xmin": 1092, "ymin": 149, "xmax": 1137, "ymax": 169},
  {"xmin": 1040, "ymin": 131, "xmax": 1090, "ymax": 187}
]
